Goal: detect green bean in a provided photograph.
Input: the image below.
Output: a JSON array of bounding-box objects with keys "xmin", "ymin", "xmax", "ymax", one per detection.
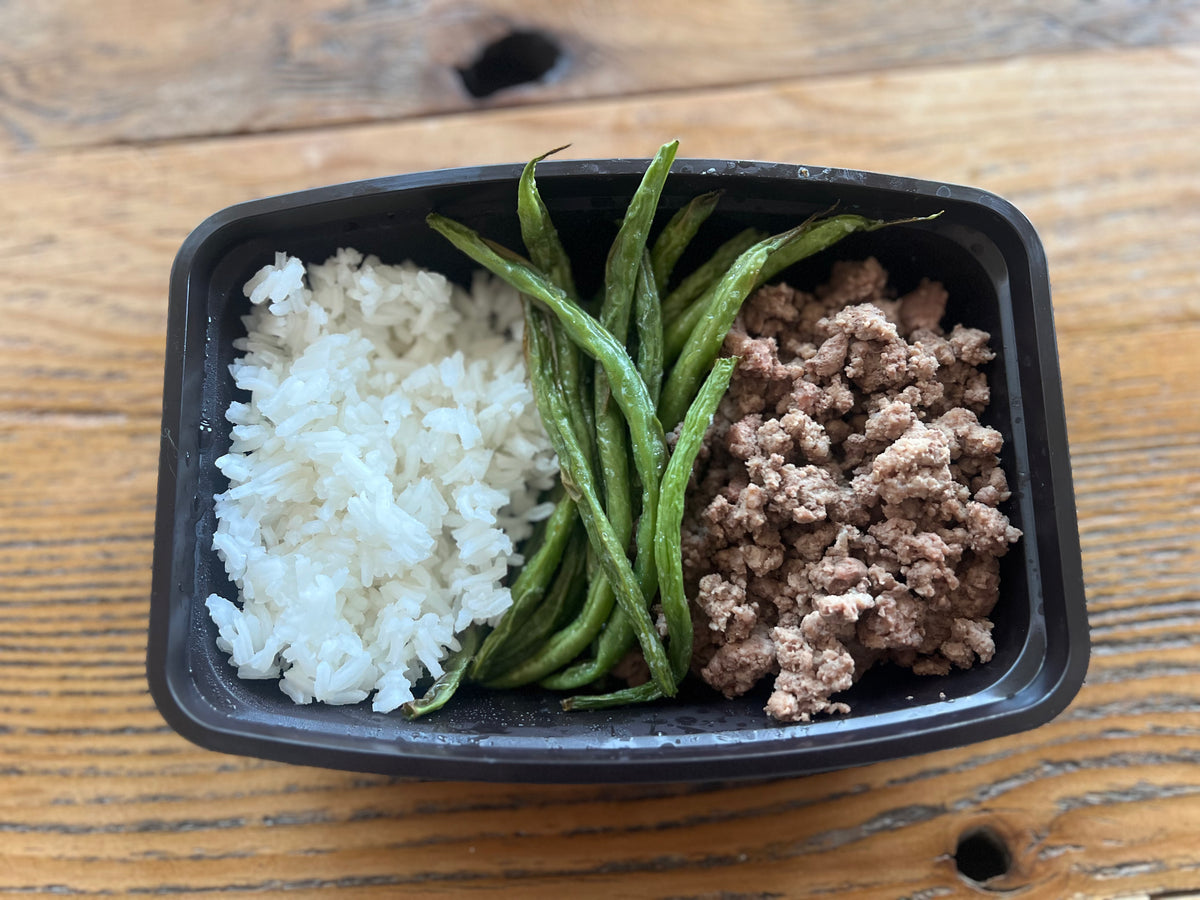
[
  {"xmin": 468, "ymin": 492, "xmax": 577, "ymax": 680},
  {"xmin": 401, "ymin": 624, "xmax": 482, "ymax": 720},
  {"xmin": 427, "ymin": 215, "xmax": 672, "ymax": 693},
  {"xmin": 532, "ymin": 528, "xmax": 588, "ymax": 633},
  {"xmin": 542, "ymin": 425, "xmax": 660, "ymax": 691},
  {"xmin": 517, "ymin": 145, "xmax": 577, "ymax": 299},
  {"xmin": 482, "ymin": 306, "xmax": 630, "ymax": 689},
  {"xmin": 756, "ymin": 213, "xmax": 890, "ymax": 286},
  {"xmin": 473, "ymin": 527, "xmax": 588, "ymax": 682},
  {"xmin": 661, "ymin": 227, "xmax": 764, "ymax": 332},
  {"xmin": 650, "ymin": 191, "xmax": 720, "ymax": 294},
  {"xmin": 517, "ymin": 147, "xmax": 594, "ymax": 465},
  {"xmin": 592, "ymin": 140, "xmax": 677, "ymax": 555},
  {"xmin": 562, "ymin": 357, "xmax": 736, "ymax": 711},
  {"xmin": 484, "ymin": 572, "xmax": 615, "ymax": 690},
  {"xmin": 591, "ymin": 372, "xmax": 633, "ymax": 551},
  {"xmin": 594, "ymin": 141, "xmax": 676, "ymax": 626},
  {"xmin": 562, "ymin": 678, "xmax": 660, "ymax": 711},
  {"xmin": 550, "ymin": 356, "xmax": 732, "ymax": 696},
  {"xmin": 539, "ymin": 610, "xmax": 630, "ymax": 690},
  {"xmin": 540, "ymin": 485, "xmax": 661, "ymax": 691},
  {"xmin": 660, "ymin": 213, "xmax": 894, "ymax": 429},
  {"xmin": 656, "ymin": 356, "xmax": 735, "ymax": 676},
  {"xmin": 581, "ymin": 250, "xmax": 665, "ymax": 684},
  {"xmin": 634, "ymin": 251, "xmax": 663, "ymax": 409},
  {"xmin": 544, "ymin": 149, "xmax": 678, "ymax": 692},
  {"xmin": 554, "ymin": 326, "xmax": 595, "ymax": 474},
  {"xmin": 501, "ymin": 303, "xmax": 673, "ymax": 693},
  {"xmin": 603, "ymin": 140, "xmax": 678, "ymax": 324},
  {"xmin": 662, "ymin": 215, "xmax": 902, "ymax": 365},
  {"xmin": 658, "ymin": 225, "xmax": 806, "ymax": 430}
]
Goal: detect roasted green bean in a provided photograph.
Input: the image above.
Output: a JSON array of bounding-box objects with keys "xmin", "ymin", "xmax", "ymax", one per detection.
[
  {"xmin": 401, "ymin": 624, "xmax": 483, "ymax": 720},
  {"xmin": 593, "ymin": 140, "xmax": 677, "ymax": 558},
  {"xmin": 662, "ymin": 215, "xmax": 898, "ymax": 364},
  {"xmin": 634, "ymin": 251, "xmax": 663, "ymax": 409},
  {"xmin": 650, "ymin": 190, "xmax": 720, "ymax": 294},
  {"xmin": 538, "ymin": 607, "xmax": 630, "ymax": 690},
  {"xmin": 660, "ymin": 227, "xmax": 764, "ymax": 335},
  {"xmin": 656, "ymin": 356, "xmax": 736, "ymax": 677},
  {"xmin": 473, "ymin": 527, "xmax": 588, "ymax": 682},
  {"xmin": 756, "ymin": 213, "xmax": 888, "ymax": 286},
  {"xmin": 604, "ymin": 140, "xmax": 678, "ymax": 322},
  {"xmin": 517, "ymin": 147, "xmax": 594, "ymax": 466},
  {"xmin": 540, "ymin": 147, "xmax": 678, "ymax": 693},
  {"xmin": 658, "ymin": 225, "xmax": 805, "ymax": 430},
  {"xmin": 558, "ymin": 250, "xmax": 667, "ymax": 686},
  {"xmin": 516, "ymin": 146, "xmax": 577, "ymax": 298},
  {"xmin": 500, "ymin": 303, "xmax": 673, "ymax": 692},
  {"xmin": 562, "ymin": 357, "xmax": 736, "ymax": 710},
  {"xmin": 469, "ymin": 492, "xmax": 578, "ymax": 681},
  {"xmin": 426, "ymin": 217, "xmax": 672, "ymax": 686},
  {"xmin": 484, "ymin": 572, "xmax": 615, "ymax": 690}
]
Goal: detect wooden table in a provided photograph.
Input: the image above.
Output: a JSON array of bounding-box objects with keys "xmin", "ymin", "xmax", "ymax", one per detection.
[{"xmin": 2, "ymin": 2, "xmax": 1199, "ymax": 896}]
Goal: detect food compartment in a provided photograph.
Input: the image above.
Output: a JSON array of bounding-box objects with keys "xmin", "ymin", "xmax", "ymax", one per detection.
[{"xmin": 149, "ymin": 160, "xmax": 1086, "ymax": 781}]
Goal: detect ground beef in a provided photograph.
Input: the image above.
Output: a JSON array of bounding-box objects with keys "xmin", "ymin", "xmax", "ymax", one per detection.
[{"xmin": 682, "ymin": 259, "xmax": 1021, "ymax": 722}]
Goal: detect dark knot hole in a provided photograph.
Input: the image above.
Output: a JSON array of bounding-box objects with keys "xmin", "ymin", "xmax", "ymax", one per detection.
[
  {"xmin": 955, "ymin": 826, "xmax": 1013, "ymax": 885},
  {"xmin": 458, "ymin": 30, "xmax": 562, "ymax": 99}
]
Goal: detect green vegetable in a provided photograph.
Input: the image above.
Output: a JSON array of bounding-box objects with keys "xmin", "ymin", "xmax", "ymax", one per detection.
[
  {"xmin": 562, "ymin": 357, "xmax": 736, "ymax": 710},
  {"xmin": 660, "ymin": 227, "xmax": 764, "ymax": 337},
  {"xmin": 469, "ymin": 493, "xmax": 578, "ymax": 681},
  {"xmin": 516, "ymin": 145, "xmax": 577, "ymax": 299},
  {"xmin": 650, "ymin": 190, "xmax": 721, "ymax": 293},
  {"xmin": 663, "ymin": 215, "xmax": 907, "ymax": 365},
  {"xmin": 561, "ymin": 251, "xmax": 669, "ymax": 686},
  {"xmin": 484, "ymin": 570, "xmax": 615, "ymax": 690},
  {"xmin": 495, "ymin": 303, "xmax": 674, "ymax": 694},
  {"xmin": 634, "ymin": 251, "xmax": 664, "ymax": 408},
  {"xmin": 657, "ymin": 356, "xmax": 736, "ymax": 677},
  {"xmin": 757, "ymin": 212, "xmax": 890, "ymax": 285},
  {"xmin": 516, "ymin": 146, "xmax": 594, "ymax": 463},
  {"xmin": 401, "ymin": 624, "xmax": 483, "ymax": 720},
  {"xmin": 538, "ymin": 603, "xmax": 629, "ymax": 690},
  {"xmin": 592, "ymin": 139, "xmax": 677, "ymax": 570},
  {"xmin": 658, "ymin": 224, "xmax": 806, "ymax": 430},
  {"xmin": 471, "ymin": 522, "xmax": 587, "ymax": 683},
  {"xmin": 424, "ymin": 143, "xmax": 920, "ymax": 716},
  {"xmin": 542, "ymin": 144, "xmax": 678, "ymax": 692}
]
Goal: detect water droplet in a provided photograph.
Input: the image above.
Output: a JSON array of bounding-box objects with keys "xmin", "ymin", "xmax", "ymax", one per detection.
[{"xmin": 936, "ymin": 185, "xmax": 952, "ymax": 198}]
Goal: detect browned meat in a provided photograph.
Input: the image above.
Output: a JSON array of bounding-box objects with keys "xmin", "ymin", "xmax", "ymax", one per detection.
[{"xmin": 684, "ymin": 258, "xmax": 1021, "ymax": 722}]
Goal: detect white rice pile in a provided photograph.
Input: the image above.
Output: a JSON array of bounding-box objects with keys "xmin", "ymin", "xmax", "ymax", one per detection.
[{"xmin": 204, "ymin": 248, "xmax": 558, "ymax": 712}]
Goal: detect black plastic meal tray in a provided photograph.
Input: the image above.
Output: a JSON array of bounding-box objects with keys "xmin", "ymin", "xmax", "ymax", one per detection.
[{"xmin": 148, "ymin": 158, "xmax": 1089, "ymax": 782}]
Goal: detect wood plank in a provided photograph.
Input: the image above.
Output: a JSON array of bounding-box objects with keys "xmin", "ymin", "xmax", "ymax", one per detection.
[
  {"xmin": 1, "ymin": 0, "xmax": 1199, "ymax": 151},
  {"xmin": 1, "ymin": 42, "xmax": 1199, "ymax": 898}
]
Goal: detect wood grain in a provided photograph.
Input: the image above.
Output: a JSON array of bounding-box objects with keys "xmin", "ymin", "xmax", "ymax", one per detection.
[
  {"xmin": 2, "ymin": 29, "xmax": 1200, "ymax": 900},
  {"xmin": 1, "ymin": 0, "xmax": 1199, "ymax": 151}
]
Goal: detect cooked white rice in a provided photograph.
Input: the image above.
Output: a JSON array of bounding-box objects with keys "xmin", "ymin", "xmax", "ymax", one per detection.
[{"xmin": 204, "ymin": 249, "xmax": 558, "ymax": 712}]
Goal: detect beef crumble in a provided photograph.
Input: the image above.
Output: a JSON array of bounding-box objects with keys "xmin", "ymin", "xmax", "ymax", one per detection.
[{"xmin": 681, "ymin": 258, "xmax": 1021, "ymax": 722}]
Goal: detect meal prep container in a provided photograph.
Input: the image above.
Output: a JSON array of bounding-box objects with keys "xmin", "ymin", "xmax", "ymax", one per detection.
[{"xmin": 148, "ymin": 158, "xmax": 1089, "ymax": 782}]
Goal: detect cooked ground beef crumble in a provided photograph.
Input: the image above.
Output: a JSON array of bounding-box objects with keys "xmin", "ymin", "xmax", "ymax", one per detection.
[{"xmin": 680, "ymin": 257, "xmax": 1022, "ymax": 722}]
